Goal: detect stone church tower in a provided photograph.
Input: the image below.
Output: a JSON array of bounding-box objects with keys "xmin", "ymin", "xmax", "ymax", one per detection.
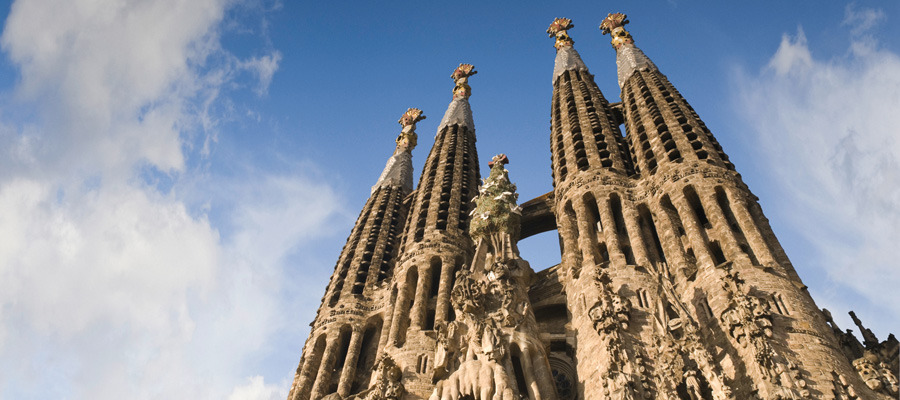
[{"xmin": 286, "ymin": 13, "xmax": 899, "ymax": 400}]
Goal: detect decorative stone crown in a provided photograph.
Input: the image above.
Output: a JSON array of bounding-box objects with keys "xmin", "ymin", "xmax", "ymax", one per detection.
[
  {"xmin": 451, "ymin": 63, "xmax": 477, "ymax": 99},
  {"xmin": 396, "ymin": 107, "xmax": 425, "ymax": 152},
  {"xmin": 600, "ymin": 12, "xmax": 634, "ymax": 49},
  {"xmin": 547, "ymin": 17, "xmax": 574, "ymax": 49}
]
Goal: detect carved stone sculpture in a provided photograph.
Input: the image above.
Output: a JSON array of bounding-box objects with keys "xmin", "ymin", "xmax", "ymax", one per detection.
[
  {"xmin": 589, "ymin": 270, "xmax": 631, "ymax": 334},
  {"xmin": 331, "ymin": 355, "xmax": 406, "ymax": 400},
  {"xmin": 853, "ymin": 351, "xmax": 899, "ymax": 396}
]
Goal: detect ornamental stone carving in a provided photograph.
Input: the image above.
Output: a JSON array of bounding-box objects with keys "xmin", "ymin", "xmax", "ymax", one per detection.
[
  {"xmin": 451, "ymin": 64, "xmax": 477, "ymax": 100},
  {"xmin": 589, "ymin": 270, "xmax": 631, "ymax": 334},
  {"xmin": 428, "ymin": 156, "xmax": 558, "ymax": 400},
  {"xmin": 326, "ymin": 355, "xmax": 405, "ymax": 400},
  {"xmin": 853, "ymin": 351, "xmax": 899, "ymax": 396}
]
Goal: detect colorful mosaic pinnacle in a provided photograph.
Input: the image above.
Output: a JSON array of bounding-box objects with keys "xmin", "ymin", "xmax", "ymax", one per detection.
[
  {"xmin": 600, "ymin": 12, "xmax": 634, "ymax": 49},
  {"xmin": 451, "ymin": 63, "xmax": 477, "ymax": 99},
  {"xmin": 547, "ymin": 17, "xmax": 574, "ymax": 49},
  {"xmin": 395, "ymin": 108, "xmax": 424, "ymax": 152}
]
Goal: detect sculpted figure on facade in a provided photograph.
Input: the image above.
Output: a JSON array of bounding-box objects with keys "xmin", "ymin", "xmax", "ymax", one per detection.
[
  {"xmin": 604, "ymin": 363, "xmax": 636, "ymax": 400},
  {"xmin": 434, "ymin": 321, "xmax": 462, "ymax": 379},
  {"xmin": 718, "ymin": 266, "xmax": 815, "ymax": 399},
  {"xmin": 650, "ymin": 277, "xmax": 732, "ymax": 400},
  {"xmin": 322, "ymin": 355, "xmax": 405, "ymax": 400},
  {"xmin": 589, "ymin": 270, "xmax": 631, "ymax": 334}
]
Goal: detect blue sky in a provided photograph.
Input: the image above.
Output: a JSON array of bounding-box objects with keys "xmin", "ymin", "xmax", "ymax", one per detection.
[{"xmin": 0, "ymin": 1, "xmax": 898, "ymax": 399}]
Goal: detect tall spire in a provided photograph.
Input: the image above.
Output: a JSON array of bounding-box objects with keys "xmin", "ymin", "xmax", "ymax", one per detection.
[
  {"xmin": 546, "ymin": 17, "xmax": 634, "ymax": 183},
  {"xmin": 371, "ymin": 108, "xmax": 425, "ymax": 195},
  {"xmin": 547, "ymin": 17, "xmax": 588, "ymax": 83},
  {"xmin": 288, "ymin": 109, "xmax": 422, "ymax": 400},
  {"xmin": 600, "ymin": 13, "xmax": 658, "ymax": 89},
  {"xmin": 386, "ymin": 63, "xmax": 481, "ymax": 360},
  {"xmin": 437, "ymin": 63, "xmax": 476, "ymax": 132}
]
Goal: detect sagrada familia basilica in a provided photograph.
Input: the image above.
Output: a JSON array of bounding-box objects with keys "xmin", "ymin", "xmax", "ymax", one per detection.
[{"xmin": 285, "ymin": 14, "xmax": 899, "ymax": 400}]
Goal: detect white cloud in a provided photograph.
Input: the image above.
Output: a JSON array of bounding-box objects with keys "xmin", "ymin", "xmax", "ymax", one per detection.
[
  {"xmin": 734, "ymin": 8, "xmax": 900, "ymax": 337},
  {"xmin": 242, "ymin": 52, "xmax": 283, "ymax": 96},
  {"xmin": 0, "ymin": 0, "xmax": 341, "ymax": 399},
  {"xmin": 229, "ymin": 376, "xmax": 285, "ymax": 400},
  {"xmin": 842, "ymin": 4, "xmax": 886, "ymax": 36},
  {"xmin": 0, "ymin": 0, "xmax": 228, "ymax": 177}
]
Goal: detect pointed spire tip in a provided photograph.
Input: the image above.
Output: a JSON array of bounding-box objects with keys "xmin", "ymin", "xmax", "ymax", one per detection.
[
  {"xmin": 600, "ymin": 12, "xmax": 634, "ymax": 49},
  {"xmin": 451, "ymin": 63, "xmax": 477, "ymax": 100},
  {"xmin": 396, "ymin": 108, "xmax": 425, "ymax": 152},
  {"xmin": 547, "ymin": 18, "xmax": 575, "ymax": 49}
]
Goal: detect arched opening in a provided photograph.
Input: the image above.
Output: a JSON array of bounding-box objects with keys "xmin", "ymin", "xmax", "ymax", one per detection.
[
  {"xmin": 638, "ymin": 204, "xmax": 666, "ymax": 264},
  {"xmin": 683, "ymin": 186, "xmax": 710, "ymax": 228},
  {"xmin": 583, "ymin": 192, "xmax": 603, "ymax": 264},
  {"xmin": 328, "ymin": 326, "xmax": 353, "ymax": 394},
  {"xmin": 304, "ymin": 334, "xmax": 328, "ymax": 398},
  {"xmin": 519, "ymin": 229, "xmax": 563, "ymax": 273}
]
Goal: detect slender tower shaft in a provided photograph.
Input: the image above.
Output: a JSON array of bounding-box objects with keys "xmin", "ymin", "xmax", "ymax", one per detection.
[
  {"xmin": 286, "ymin": 109, "xmax": 424, "ymax": 400},
  {"xmin": 548, "ymin": 18, "xmax": 665, "ymax": 400},
  {"xmin": 384, "ymin": 64, "xmax": 481, "ymax": 398}
]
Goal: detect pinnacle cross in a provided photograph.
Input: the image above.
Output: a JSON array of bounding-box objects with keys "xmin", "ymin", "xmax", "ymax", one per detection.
[
  {"xmin": 600, "ymin": 12, "xmax": 634, "ymax": 49},
  {"xmin": 451, "ymin": 63, "xmax": 477, "ymax": 100},
  {"xmin": 396, "ymin": 107, "xmax": 425, "ymax": 153},
  {"xmin": 547, "ymin": 17, "xmax": 574, "ymax": 49}
]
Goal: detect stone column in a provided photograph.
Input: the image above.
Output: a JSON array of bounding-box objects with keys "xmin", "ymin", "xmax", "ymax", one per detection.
[
  {"xmin": 648, "ymin": 202, "xmax": 688, "ymax": 275},
  {"xmin": 622, "ymin": 203, "xmax": 650, "ymax": 266},
  {"xmin": 573, "ymin": 196, "xmax": 599, "ymax": 265},
  {"xmin": 379, "ymin": 305, "xmax": 394, "ymax": 351},
  {"xmin": 292, "ymin": 340, "xmax": 322, "ymax": 400},
  {"xmin": 388, "ymin": 274, "xmax": 412, "ymax": 345},
  {"xmin": 310, "ymin": 331, "xmax": 340, "ymax": 400},
  {"xmin": 598, "ymin": 196, "xmax": 625, "ymax": 265},
  {"xmin": 727, "ymin": 190, "xmax": 776, "ymax": 267},
  {"xmin": 337, "ymin": 328, "xmax": 365, "ymax": 397},
  {"xmin": 672, "ymin": 194, "xmax": 714, "ymax": 269},
  {"xmin": 410, "ymin": 264, "xmax": 432, "ymax": 329},
  {"xmin": 435, "ymin": 256, "xmax": 454, "ymax": 324},
  {"xmin": 532, "ymin": 350, "xmax": 558, "ymax": 400}
]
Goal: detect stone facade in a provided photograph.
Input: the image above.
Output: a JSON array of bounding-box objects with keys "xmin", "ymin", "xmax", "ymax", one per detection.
[{"xmin": 286, "ymin": 14, "xmax": 899, "ymax": 400}]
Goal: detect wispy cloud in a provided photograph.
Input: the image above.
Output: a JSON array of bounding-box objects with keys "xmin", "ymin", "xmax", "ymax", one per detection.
[
  {"xmin": 733, "ymin": 7, "xmax": 900, "ymax": 337},
  {"xmin": 0, "ymin": 0, "xmax": 341, "ymax": 399}
]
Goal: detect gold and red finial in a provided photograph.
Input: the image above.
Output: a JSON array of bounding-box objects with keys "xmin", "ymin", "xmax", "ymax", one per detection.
[
  {"xmin": 547, "ymin": 18, "xmax": 574, "ymax": 49},
  {"xmin": 451, "ymin": 63, "xmax": 477, "ymax": 99},
  {"xmin": 488, "ymin": 153, "xmax": 509, "ymax": 168},
  {"xmin": 396, "ymin": 108, "xmax": 425, "ymax": 152},
  {"xmin": 600, "ymin": 13, "xmax": 633, "ymax": 49}
]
